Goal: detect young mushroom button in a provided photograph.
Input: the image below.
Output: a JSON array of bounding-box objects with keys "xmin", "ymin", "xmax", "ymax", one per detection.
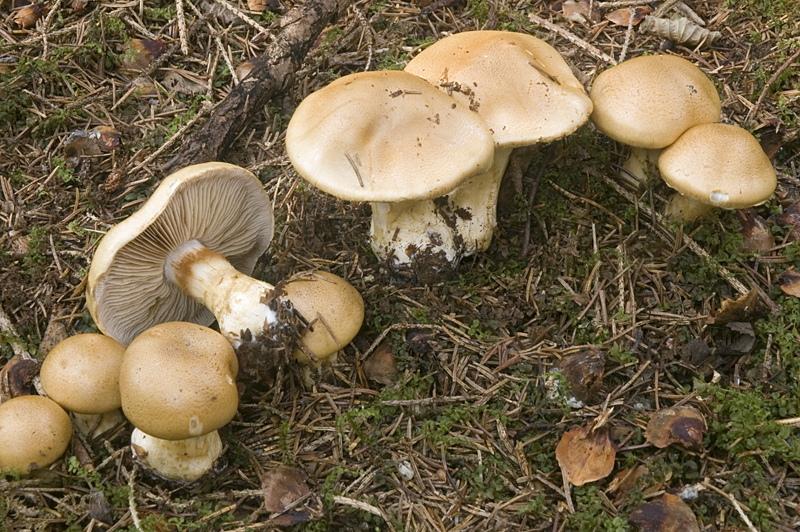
[
  {"xmin": 658, "ymin": 123, "xmax": 777, "ymax": 222},
  {"xmin": 0, "ymin": 395, "xmax": 72, "ymax": 475},
  {"xmin": 589, "ymin": 55, "xmax": 721, "ymax": 186},
  {"xmin": 86, "ymin": 162, "xmax": 364, "ymax": 363},
  {"xmin": 285, "ymin": 70, "xmax": 496, "ymax": 282},
  {"xmin": 405, "ymin": 30, "xmax": 594, "ymax": 256},
  {"xmin": 119, "ymin": 322, "xmax": 239, "ymax": 482}
]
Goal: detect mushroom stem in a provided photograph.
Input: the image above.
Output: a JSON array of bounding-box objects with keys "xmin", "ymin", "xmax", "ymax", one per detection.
[
  {"xmin": 664, "ymin": 192, "xmax": 715, "ymax": 223},
  {"xmin": 72, "ymin": 410, "xmax": 125, "ymax": 438},
  {"xmin": 447, "ymin": 146, "xmax": 514, "ymax": 254},
  {"xmin": 164, "ymin": 240, "xmax": 363, "ymax": 362},
  {"xmin": 165, "ymin": 239, "xmax": 278, "ymax": 348},
  {"xmin": 621, "ymin": 147, "xmax": 661, "ymax": 187},
  {"xmin": 131, "ymin": 428, "xmax": 223, "ymax": 483},
  {"xmin": 370, "ymin": 200, "xmax": 456, "ymax": 265}
]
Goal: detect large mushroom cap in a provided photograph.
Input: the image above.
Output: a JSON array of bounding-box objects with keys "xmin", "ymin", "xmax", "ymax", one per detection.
[
  {"xmin": 285, "ymin": 70, "xmax": 495, "ymax": 203},
  {"xmin": 589, "ymin": 55, "xmax": 721, "ymax": 149},
  {"xmin": 658, "ymin": 123, "xmax": 777, "ymax": 209},
  {"xmin": 87, "ymin": 162, "xmax": 274, "ymax": 346},
  {"xmin": 40, "ymin": 333, "xmax": 126, "ymax": 414},
  {"xmin": 0, "ymin": 395, "xmax": 72, "ymax": 474},
  {"xmin": 405, "ymin": 30, "xmax": 593, "ymax": 147},
  {"xmin": 119, "ymin": 322, "xmax": 239, "ymax": 441}
]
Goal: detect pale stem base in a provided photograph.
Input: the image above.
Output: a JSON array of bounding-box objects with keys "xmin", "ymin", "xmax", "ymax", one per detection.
[
  {"xmin": 72, "ymin": 409, "xmax": 125, "ymax": 438},
  {"xmin": 665, "ymin": 193, "xmax": 714, "ymax": 223},
  {"xmin": 370, "ymin": 199, "xmax": 456, "ymax": 264},
  {"xmin": 131, "ymin": 428, "xmax": 222, "ymax": 483},
  {"xmin": 622, "ymin": 147, "xmax": 661, "ymax": 187}
]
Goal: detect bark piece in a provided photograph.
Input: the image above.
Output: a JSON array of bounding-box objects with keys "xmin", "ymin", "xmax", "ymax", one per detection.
[{"xmin": 165, "ymin": 0, "xmax": 354, "ymax": 170}]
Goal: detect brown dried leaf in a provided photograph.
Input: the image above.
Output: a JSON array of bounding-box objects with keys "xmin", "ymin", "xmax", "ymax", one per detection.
[
  {"xmin": 363, "ymin": 341, "xmax": 398, "ymax": 385},
  {"xmin": 755, "ymin": 119, "xmax": 786, "ymax": 159},
  {"xmin": 629, "ymin": 492, "xmax": 700, "ymax": 532},
  {"xmin": 645, "ymin": 406, "xmax": 707, "ymax": 450},
  {"xmin": 605, "ymin": 6, "xmax": 651, "ymax": 26},
  {"xmin": 772, "ymin": 204, "xmax": 800, "ymax": 241},
  {"xmin": 556, "ymin": 424, "xmax": 616, "ymax": 486},
  {"xmin": 91, "ymin": 126, "xmax": 122, "ymax": 152},
  {"xmin": 736, "ymin": 208, "xmax": 774, "ymax": 253},
  {"xmin": 120, "ymin": 39, "xmax": 167, "ymax": 71},
  {"xmin": 64, "ymin": 130, "xmax": 103, "ymax": 160},
  {"xmin": 707, "ymin": 289, "xmax": 759, "ymax": 325},
  {"xmin": 38, "ymin": 316, "xmax": 70, "ymax": 357},
  {"xmin": 780, "ymin": 270, "xmax": 800, "ymax": 298},
  {"xmin": 554, "ymin": 0, "xmax": 591, "ymax": 24},
  {"xmin": 559, "ymin": 349, "xmax": 604, "ymax": 403},
  {"xmin": 13, "ymin": 3, "xmax": 47, "ymax": 28},
  {"xmin": 607, "ymin": 465, "xmax": 649, "ymax": 502},
  {"xmin": 0, "ymin": 353, "xmax": 41, "ymax": 401},
  {"xmin": 162, "ymin": 71, "xmax": 208, "ymax": 96},
  {"xmin": 261, "ymin": 465, "xmax": 324, "ymax": 526}
]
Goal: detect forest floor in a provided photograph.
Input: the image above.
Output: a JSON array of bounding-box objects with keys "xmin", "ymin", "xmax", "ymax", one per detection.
[{"xmin": 2, "ymin": 0, "xmax": 800, "ymax": 531}]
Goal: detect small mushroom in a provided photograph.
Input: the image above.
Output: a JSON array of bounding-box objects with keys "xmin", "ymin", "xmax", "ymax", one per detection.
[
  {"xmin": 285, "ymin": 70, "xmax": 495, "ymax": 281},
  {"xmin": 39, "ymin": 334, "xmax": 127, "ymax": 437},
  {"xmin": 0, "ymin": 395, "xmax": 72, "ymax": 475},
  {"xmin": 405, "ymin": 30, "xmax": 594, "ymax": 256},
  {"xmin": 658, "ymin": 123, "xmax": 777, "ymax": 222},
  {"xmin": 589, "ymin": 55, "xmax": 721, "ymax": 186},
  {"xmin": 87, "ymin": 162, "xmax": 363, "ymax": 363},
  {"xmin": 120, "ymin": 322, "xmax": 238, "ymax": 482}
]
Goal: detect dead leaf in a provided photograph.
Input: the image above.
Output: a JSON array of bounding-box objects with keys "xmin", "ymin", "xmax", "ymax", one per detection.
[
  {"xmin": 248, "ymin": 0, "xmax": 280, "ymax": 12},
  {"xmin": 629, "ymin": 492, "xmax": 700, "ymax": 532},
  {"xmin": 772, "ymin": 204, "xmax": 800, "ymax": 241},
  {"xmin": 13, "ymin": 3, "xmax": 47, "ymax": 28},
  {"xmin": 0, "ymin": 353, "xmax": 41, "ymax": 401},
  {"xmin": 261, "ymin": 464, "xmax": 324, "ymax": 526},
  {"xmin": 607, "ymin": 464, "xmax": 649, "ymax": 502},
  {"xmin": 605, "ymin": 6, "xmax": 651, "ymax": 26},
  {"xmin": 707, "ymin": 289, "xmax": 759, "ymax": 325},
  {"xmin": 553, "ymin": 0, "xmax": 592, "ymax": 24},
  {"xmin": 38, "ymin": 315, "xmax": 70, "ymax": 357},
  {"xmin": 64, "ymin": 130, "xmax": 103, "ymax": 161},
  {"xmin": 736, "ymin": 208, "xmax": 774, "ymax": 253},
  {"xmin": 363, "ymin": 341, "xmax": 398, "ymax": 385},
  {"xmin": 90, "ymin": 126, "xmax": 122, "ymax": 152},
  {"xmin": 559, "ymin": 348, "xmax": 605, "ymax": 403},
  {"xmin": 645, "ymin": 406, "xmax": 707, "ymax": 450},
  {"xmin": 556, "ymin": 423, "xmax": 616, "ymax": 485},
  {"xmin": 120, "ymin": 39, "xmax": 166, "ymax": 71},
  {"xmin": 716, "ymin": 322, "xmax": 756, "ymax": 356},
  {"xmin": 162, "ymin": 71, "xmax": 207, "ymax": 95},
  {"xmin": 754, "ymin": 119, "xmax": 786, "ymax": 159},
  {"xmin": 780, "ymin": 270, "xmax": 800, "ymax": 298}
]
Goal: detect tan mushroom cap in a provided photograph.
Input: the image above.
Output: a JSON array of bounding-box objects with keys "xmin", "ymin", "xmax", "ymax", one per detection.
[
  {"xmin": 87, "ymin": 162, "xmax": 274, "ymax": 346},
  {"xmin": 590, "ymin": 55, "xmax": 721, "ymax": 149},
  {"xmin": 282, "ymin": 271, "xmax": 365, "ymax": 364},
  {"xmin": 658, "ymin": 123, "xmax": 777, "ymax": 209},
  {"xmin": 40, "ymin": 334, "xmax": 126, "ymax": 415},
  {"xmin": 0, "ymin": 395, "xmax": 72, "ymax": 474},
  {"xmin": 119, "ymin": 322, "xmax": 239, "ymax": 441},
  {"xmin": 405, "ymin": 30, "xmax": 593, "ymax": 147},
  {"xmin": 285, "ymin": 70, "xmax": 495, "ymax": 203}
]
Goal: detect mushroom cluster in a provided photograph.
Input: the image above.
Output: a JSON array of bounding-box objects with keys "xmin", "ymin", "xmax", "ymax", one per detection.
[{"xmin": 286, "ymin": 30, "xmax": 593, "ymax": 281}]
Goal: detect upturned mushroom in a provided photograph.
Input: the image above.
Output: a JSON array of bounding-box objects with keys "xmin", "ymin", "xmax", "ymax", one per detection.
[
  {"xmin": 405, "ymin": 30, "xmax": 594, "ymax": 254},
  {"xmin": 285, "ymin": 70, "xmax": 496, "ymax": 281},
  {"xmin": 87, "ymin": 162, "xmax": 363, "ymax": 363},
  {"xmin": 39, "ymin": 333, "xmax": 126, "ymax": 437},
  {"xmin": 0, "ymin": 395, "xmax": 72, "ymax": 475},
  {"xmin": 658, "ymin": 123, "xmax": 777, "ymax": 222},
  {"xmin": 120, "ymin": 322, "xmax": 239, "ymax": 482},
  {"xmin": 589, "ymin": 54, "xmax": 721, "ymax": 185}
]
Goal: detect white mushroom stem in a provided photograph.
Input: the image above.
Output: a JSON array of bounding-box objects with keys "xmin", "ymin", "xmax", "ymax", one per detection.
[
  {"xmin": 370, "ymin": 200, "xmax": 456, "ymax": 265},
  {"xmin": 447, "ymin": 146, "xmax": 514, "ymax": 255},
  {"xmin": 131, "ymin": 428, "xmax": 223, "ymax": 483},
  {"xmin": 664, "ymin": 192, "xmax": 714, "ymax": 223},
  {"xmin": 621, "ymin": 147, "xmax": 662, "ymax": 187},
  {"xmin": 165, "ymin": 240, "xmax": 278, "ymax": 348}
]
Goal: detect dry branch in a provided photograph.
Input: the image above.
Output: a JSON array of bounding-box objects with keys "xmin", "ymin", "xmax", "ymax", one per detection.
[{"xmin": 165, "ymin": 0, "xmax": 354, "ymax": 171}]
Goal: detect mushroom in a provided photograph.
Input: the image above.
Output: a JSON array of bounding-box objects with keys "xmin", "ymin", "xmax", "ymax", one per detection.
[
  {"xmin": 0, "ymin": 395, "xmax": 72, "ymax": 475},
  {"xmin": 658, "ymin": 123, "xmax": 777, "ymax": 222},
  {"xmin": 285, "ymin": 70, "xmax": 496, "ymax": 281},
  {"xmin": 589, "ymin": 55, "xmax": 721, "ymax": 186},
  {"xmin": 405, "ymin": 30, "xmax": 594, "ymax": 254},
  {"xmin": 119, "ymin": 322, "xmax": 239, "ymax": 482},
  {"xmin": 39, "ymin": 333, "xmax": 126, "ymax": 437},
  {"xmin": 87, "ymin": 162, "xmax": 363, "ymax": 363}
]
